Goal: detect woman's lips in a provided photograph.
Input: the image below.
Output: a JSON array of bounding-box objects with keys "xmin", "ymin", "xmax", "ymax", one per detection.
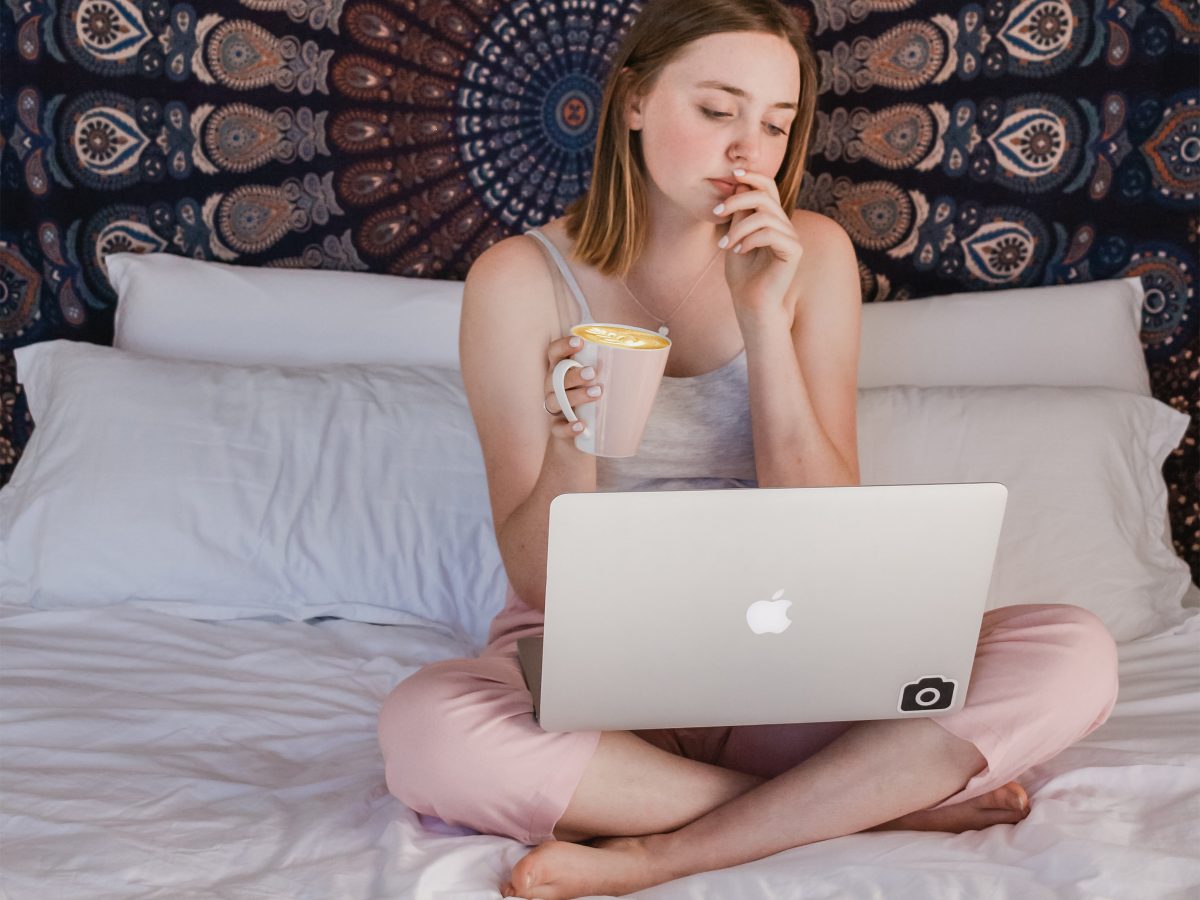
[{"xmin": 708, "ymin": 178, "xmax": 737, "ymax": 198}]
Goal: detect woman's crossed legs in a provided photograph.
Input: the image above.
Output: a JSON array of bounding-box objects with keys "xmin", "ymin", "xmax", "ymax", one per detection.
[
  {"xmin": 505, "ymin": 603, "xmax": 1117, "ymax": 898},
  {"xmin": 517, "ymin": 716, "xmax": 1020, "ymax": 898},
  {"xmin": 379, "ymin": 603, "xmax": 1117, "ymax": 900}
]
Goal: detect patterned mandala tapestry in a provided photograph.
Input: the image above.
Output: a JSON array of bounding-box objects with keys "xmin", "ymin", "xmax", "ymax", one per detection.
[{"xmin": 1, "ymin": 0, "xmax": 1197, "ymax": 577}]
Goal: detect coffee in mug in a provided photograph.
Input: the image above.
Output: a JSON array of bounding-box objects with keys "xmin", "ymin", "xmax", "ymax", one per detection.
[
  {"xmin": 552, "ymin": 322, "xmax": 672, "ymax": 457},
  {"xmin": 570, "ymin": 324, "xmax": 671, "ymax": 351}
]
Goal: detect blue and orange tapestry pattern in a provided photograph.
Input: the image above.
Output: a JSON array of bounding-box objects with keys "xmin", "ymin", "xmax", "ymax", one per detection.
[{"xmin": 1, "ymin": 0, "xmax": 1197, "ymax": 575}]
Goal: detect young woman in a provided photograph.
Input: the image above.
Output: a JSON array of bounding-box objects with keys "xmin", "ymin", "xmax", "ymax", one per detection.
[{"xmin": 378, "ymin": 1, "xmax": 1119, "ymax": 896}]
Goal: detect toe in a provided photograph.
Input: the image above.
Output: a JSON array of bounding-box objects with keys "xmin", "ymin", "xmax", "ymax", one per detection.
[
  {"xmin": 977, "ymin": 782, "xmax": 1027, "ymax": 813},
  {"xmin": 1009, "ymin": 782, "xmax": 1029, "ymax": 812},
  {"xmin": 991, "ymin": 781, "xmax": 1027, "ymax": 813},
  {"xmin": 509, "ymin": 856, "xmax": 538, "ymax": 896}
]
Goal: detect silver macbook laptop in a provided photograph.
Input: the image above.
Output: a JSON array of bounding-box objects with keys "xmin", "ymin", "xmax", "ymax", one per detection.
[{"xmin": 517, "ymin": 483, "xmax": 1007, "ymax": 733}]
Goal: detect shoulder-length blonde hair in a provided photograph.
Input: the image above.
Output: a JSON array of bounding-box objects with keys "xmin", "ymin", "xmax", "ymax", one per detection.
[{"xmin": 565, "ymin": 0, "xmax": 818, "ymax": 277}]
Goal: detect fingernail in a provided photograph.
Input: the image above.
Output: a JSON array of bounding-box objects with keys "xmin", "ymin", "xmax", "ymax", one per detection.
[
  {"xmin": 586, "ymin": 385, "xmax": 601, "ymax": 397},
  {"xmin": 569, "ymin": 336, "xmax": 581, "ymax": 348},
  {"xmin": 718, "ymin": 236, "xmax": 729, "ymax": 249},
  {"xmin": 733, "ymin": 167, "xmax": 746, "ymax": 176},
  {"xmin": 581, "ymin": 366, "xmax": 595, "ymax": 380},
  {"xmin": 733, "ymin": 243, "xmax": 743, "ymax": 254},
  {"xmin": 572, "ymin": 422, "xmax": 583, "ymax": 432},
  {"xmin": 713, "ymin": 203, "xmax": 725, "ymax": 215}
]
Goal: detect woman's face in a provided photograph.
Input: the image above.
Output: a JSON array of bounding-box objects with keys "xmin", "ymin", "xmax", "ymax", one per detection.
[{"xmin": 626, "ymin": 31, "xmax": 801, "ymax": 223}]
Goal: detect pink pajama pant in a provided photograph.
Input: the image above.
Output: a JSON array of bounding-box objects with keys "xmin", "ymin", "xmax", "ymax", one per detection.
[{"xmin": 378, "ymin": 586, "xmax": 1119, "ymax": 846}]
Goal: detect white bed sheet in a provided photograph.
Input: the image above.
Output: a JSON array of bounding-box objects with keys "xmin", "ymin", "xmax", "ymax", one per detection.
[{"xmin": 1, "ymin": 601, "xmax": 1197, "ymax": 900}]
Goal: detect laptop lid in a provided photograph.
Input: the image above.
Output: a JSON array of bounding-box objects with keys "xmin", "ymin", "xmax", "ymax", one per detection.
[{"xmin": 534, "ymin": 483, "xmax": 1007, "ymax": 732}]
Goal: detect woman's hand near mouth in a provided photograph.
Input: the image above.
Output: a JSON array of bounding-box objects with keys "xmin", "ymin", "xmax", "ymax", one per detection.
[{"xmin": 712, "ymin": 167, "xmax": 804, "ymax": 327}]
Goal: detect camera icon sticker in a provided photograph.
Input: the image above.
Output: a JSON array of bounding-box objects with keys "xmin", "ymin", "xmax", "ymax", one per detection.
[{"xmin": 897, "ymin": 676, "xmax": 958, "ymax": 714}]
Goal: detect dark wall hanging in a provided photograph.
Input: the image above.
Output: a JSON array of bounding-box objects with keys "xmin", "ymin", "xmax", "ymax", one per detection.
[{"xmin": 1, "ymin": 0, "xmax": 1196, "ymax": 577}]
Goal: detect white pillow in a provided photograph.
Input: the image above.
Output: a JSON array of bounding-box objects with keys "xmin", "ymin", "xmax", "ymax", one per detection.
[
  {"xmin": 858, "ymin": 385, "xmax": 1192, "ymax": 642},
  {"xmin": 1, "ymin": 340, "xmax": 505, "ymax": 646},
  {"xmin": 4, "ymin": 340, "xmax": 1188, "ymax": 647},
  {"xmin": 108, "ymin": 252, "xmax": 463, "ymax": 368},
  {"xmin": 857, "ymin": 278, "xmax": 1151, "ymax": 395},
  {"xmin": 108, "ymin": 252, "xmax": 1149, "ymax": 393}
]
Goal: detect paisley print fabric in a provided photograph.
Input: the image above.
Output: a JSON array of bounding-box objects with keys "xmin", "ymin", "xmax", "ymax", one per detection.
[{"xmin": 1, "ymin": 0, "xmax": 1196, "ymax": 578}]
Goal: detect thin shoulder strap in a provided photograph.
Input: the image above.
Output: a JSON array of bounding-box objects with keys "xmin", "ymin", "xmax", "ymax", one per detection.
[{"xmin": 525, "ymin": 229, "xmax": 596, "ymax": 323}]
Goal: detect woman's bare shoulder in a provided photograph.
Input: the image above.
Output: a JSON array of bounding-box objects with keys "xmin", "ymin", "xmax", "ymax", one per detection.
[
  {"xmin": 788, "ymin": 210, "xmax": 859, "ymax": 302},
  {"xmin": 789, "ymin": 209, "xmax": 855, "ymax": 260},
  {"xmin": 463, "ymin": 231, "xmax": 560, "ymax": 331},
  {"xmin": 466, "ymin": 230, "xmax": 552, "ymax": 295}
]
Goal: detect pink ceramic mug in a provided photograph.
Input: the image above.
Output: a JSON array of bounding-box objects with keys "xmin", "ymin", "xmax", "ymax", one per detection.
[{"xmin": 551, "ymin": 323, "xmax": 672, "ymax": 458}]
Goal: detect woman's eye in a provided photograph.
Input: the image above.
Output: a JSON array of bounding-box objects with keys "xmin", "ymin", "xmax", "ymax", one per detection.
[{"xmin": 702, "ymin": 107, "xmax": 788, "ymax": 137}]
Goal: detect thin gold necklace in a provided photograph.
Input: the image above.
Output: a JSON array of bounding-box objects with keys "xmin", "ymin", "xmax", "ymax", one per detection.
[{"xmin": 617, "ymin": 247, "xmax": 723, "ymax": 337}]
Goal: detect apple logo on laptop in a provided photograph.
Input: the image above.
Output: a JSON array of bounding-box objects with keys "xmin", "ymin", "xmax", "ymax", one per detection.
[{"xmin": 746, "ymin": 589, "xmax": 792, "ymax": 635}]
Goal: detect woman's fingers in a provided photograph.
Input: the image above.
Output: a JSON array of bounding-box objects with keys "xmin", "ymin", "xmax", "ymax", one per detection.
[
  {"xmin": 722, "ymin": 212, "xmax": 801, "ymax": 255},
  {"xmin": 547, "ymin": 334, "xmax": 583, "ymax": 365},
  {"xmin": 542, "ymin": 362, "xmax": 597, "ymax": 397},
  {"xmin": 713, "ymin": 189, "xmax": 791, "ymax": 228},
  {"xmin": 552, "ymin": 418, "xmax": 587, "ymax": 440},
  {"xmin": 731, "ymin": 226, "xmax": 804, "ymax": 262},
  {"xmin": 547, "ymin": 383, "xmax": 599, "ymax": 442},
  {"xmin": 543, "ymin": 334, "xmax": 599, "ymax": 393},
  {"xmin": 543, "ymin": 332, "xmax": 602, "ymax": 441},
  {"xmin": 728, "ymin": 167, "xmax": 782, "ymax": 204},
  {"xmin": 543, "ymin": 383, "xmax": 603, "ymax": 416}
]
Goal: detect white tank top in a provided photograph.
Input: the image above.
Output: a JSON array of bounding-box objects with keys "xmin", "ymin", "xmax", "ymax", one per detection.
[{"xmin": 525, "ymin": 229, "xmax": 758, "ymax": 492}]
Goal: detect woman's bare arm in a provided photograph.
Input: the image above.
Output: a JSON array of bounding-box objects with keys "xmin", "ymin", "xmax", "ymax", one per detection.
[
  {"xmin": 459, "ymin": 236, "xmax": 598, "ymax": 611},
  {"xmin": 743, "ymin": 211, "xmax": 862, "ymax": 488}
]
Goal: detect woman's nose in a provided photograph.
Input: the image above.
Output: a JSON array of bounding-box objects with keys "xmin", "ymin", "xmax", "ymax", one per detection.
[{"xmin": 729, "ymin": 132, "xmax": 760, "ymax": 168}]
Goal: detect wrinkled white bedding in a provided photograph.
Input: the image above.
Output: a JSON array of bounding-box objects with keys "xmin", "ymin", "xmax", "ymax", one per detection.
[{"xmin": 1, "ymin": 601, "xmax": 1197, "ymax": 899}]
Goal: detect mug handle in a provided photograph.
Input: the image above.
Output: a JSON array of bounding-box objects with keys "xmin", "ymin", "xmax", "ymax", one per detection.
[{"xmin": 552, "ymin": 358, "xmax": 583, "ymax": 423}]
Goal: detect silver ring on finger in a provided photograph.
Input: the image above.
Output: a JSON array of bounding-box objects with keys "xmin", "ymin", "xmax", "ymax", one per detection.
[{"xmin": 543, "ymin": 396, "xmax": 559, "ymax": 416}]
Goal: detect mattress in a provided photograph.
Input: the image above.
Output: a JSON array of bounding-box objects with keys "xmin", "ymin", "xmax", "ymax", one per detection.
[{"xmin": 1, "ymin": 601, "xmax": 1197, "ymax": 899}]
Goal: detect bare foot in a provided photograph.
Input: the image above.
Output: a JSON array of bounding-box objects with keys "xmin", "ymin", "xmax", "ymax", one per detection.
[
  {"xmin": 870, "ymin": 781, "xmax": 1030, "ymax": 833},
  {"xmin": 499, "ymin": 835, "xmax": 672, "ymax": 900}
]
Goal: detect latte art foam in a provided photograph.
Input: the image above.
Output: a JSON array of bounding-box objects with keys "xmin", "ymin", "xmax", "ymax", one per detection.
[{"xmin": 572, "ymin": 324, "xmax": 671, "ymax": 350}]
